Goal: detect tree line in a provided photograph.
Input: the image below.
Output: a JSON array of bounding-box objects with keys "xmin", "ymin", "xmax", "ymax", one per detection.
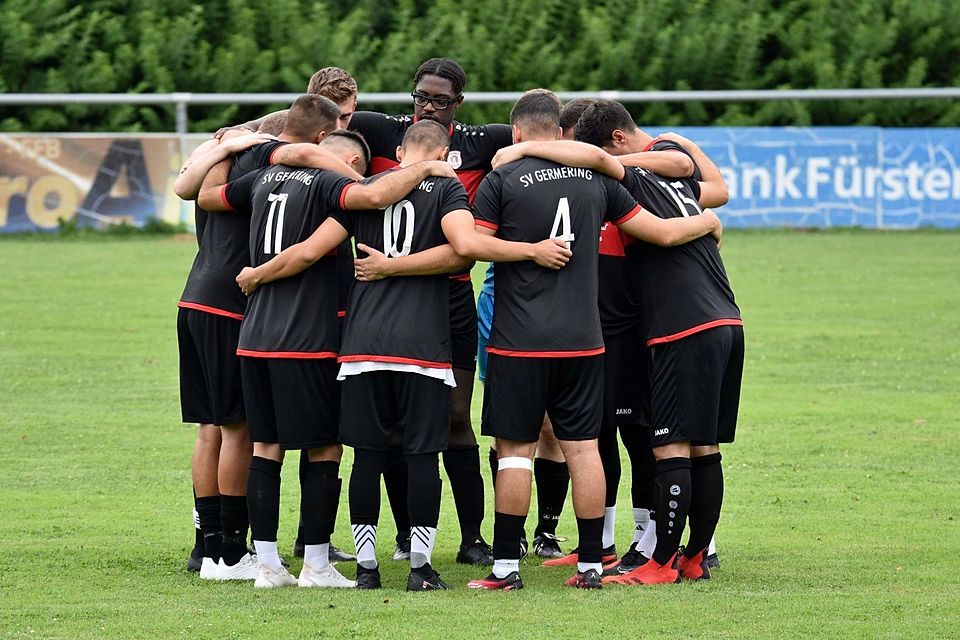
[{"xmin": 1, "ymin": 0, "xmax": 959, "ymax": 132}]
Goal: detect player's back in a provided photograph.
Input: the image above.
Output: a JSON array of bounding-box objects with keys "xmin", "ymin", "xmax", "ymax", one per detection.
[
  {"xmin": 337, "ymin": 175, "xmax": 469, "ymax": 365},
  {"xmin": 473, "ymin": 157, "xmax": 640, "ymax": 355},
  {"xmin": 236, "ymin": 164, "xmax": 354, "ymax": 356}
]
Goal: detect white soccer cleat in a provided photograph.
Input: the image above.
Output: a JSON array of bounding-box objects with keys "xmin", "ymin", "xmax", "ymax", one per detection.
[
  {"xmin": 298, "ymin": 563, "xmax": 357, "ymax": 588},
  {"xmin": 199, "ymin": 557, "xmax": 218, "ymax": 580},
  {"xmin": 215, "ymin": 553, "xmax": 259, "ymax": 580},
  {"xmin": 254, "ymin": 563, "xmax": 298, "ymax": 588}
]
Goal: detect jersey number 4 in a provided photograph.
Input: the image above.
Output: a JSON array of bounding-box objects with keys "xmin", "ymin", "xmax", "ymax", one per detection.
[
  {"xmin": 549, "ymin": 197, "xmax": 575, "ymax": 248},
  {"xmin": 264, "ymin": 193, "xmax": 288, "ymax": 255},
  {"xmin": 383, "ymin": 200, "xmax": 415, "ymax": 257}
]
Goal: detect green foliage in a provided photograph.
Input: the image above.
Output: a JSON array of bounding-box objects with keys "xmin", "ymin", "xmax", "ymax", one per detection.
[{"xmin": 1, "ymin": 0, "xmax": 959, "ymax": 131}]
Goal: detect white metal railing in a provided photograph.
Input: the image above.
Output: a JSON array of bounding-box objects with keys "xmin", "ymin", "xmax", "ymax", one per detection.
[{"xmin": 2, "ymin": 88, "xmax": 960, "ymax": 134}]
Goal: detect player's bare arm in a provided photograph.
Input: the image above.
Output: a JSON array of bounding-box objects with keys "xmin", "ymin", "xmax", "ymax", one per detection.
[
  {"xmin": 353, "ymin": 242, "xmax": 472, "ymax": 282},
  {"xmin": 235, "ymin": 217, "xmax": 350, "ymax": 295},
  {"xmin": 618, "ymin": 207, "xmax": 723, "ymax": 246},
  {"xmin": 270, "ymin": 143, "xmax": 365, "ymax": 181},
  {"xmin": 658, "ymin": 132, "xmax": 729, "ymax": 207},
  {"xmin": 174, "ymin": 132, "xmax": 276, "ymax": 200},
  {"xmin": 491, "ymin": 141, "xmax": 626, "ymax": 180},
  {"xmin": 342, "ymin": 160, "xmax": 456, "ymax": 210},
  {"xmin": 442, "ymin": 210, "xmax": 571, "ymax": 269},
  {"xmin": 616, "ymin": 149, "xmax": 695, "ymax": 178}
]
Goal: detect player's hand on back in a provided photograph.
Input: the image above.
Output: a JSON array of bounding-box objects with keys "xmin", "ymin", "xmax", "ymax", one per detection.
[
  {"xmin": 702, "ymin": 208, "xmax": 723, "ymax": 247},
  {"xmin": 491, "ymin": 144, "xmax": 527, "ymax": 169},
  {"xmin": 236, "ymin": 267, "xmax": 261, "ymax": 296},
  {"xmin": 531, "ymin": 237, "xmax": 573, "ymax": 269},
  {"xmin": 354, "ymin": 244, "xmax": 393, "ymax": 281},
  {"xmin": 420, "ymin": 160, "xmax": 457, "ymax": 179}
]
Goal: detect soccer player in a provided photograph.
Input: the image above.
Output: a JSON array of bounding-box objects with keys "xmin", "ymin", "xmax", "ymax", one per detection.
[
  {"xmin": 176, "ymin": 95, "xmax": 363, "ymax": 580},
  {"xmin": 460, "ymin": 89, "xmax": 722, "ymax": 590},
  {"xmin": 197, "ymin": 129, "xmax": 458, "ymax": 588},
  {"xmin": 571, "ymin": 100, "xmax": 742, "ymax": 585},
  {"xmin": 232, "ymin": 120, "xmax": 570, "ymax": 590},
  {"xmin": 349, "ymin": 58, "xmax": 513, "ymax": 565}
]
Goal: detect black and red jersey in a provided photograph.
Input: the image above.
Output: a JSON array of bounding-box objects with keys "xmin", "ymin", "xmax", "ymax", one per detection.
[
  {"xmin": 598, "ymin": 221, "xmax": 641, "ymax": 338},
  {"xmin": 177, "ymin": 141, "xmax": 288, "ymax": 319},
  {"xmin": 473, "ymin": 158, "xmax": 640, "ymax": 356},
  {"xmin": 620, "ymin": 140, "xmax": 741, "ymax": 346},
  {"xmin": 219, "ymin": 165, "xmax": 355, "ymax": 358},
  {"xmin": 333, "ymin": 173, "xmax": 470, "ymax": 368}
]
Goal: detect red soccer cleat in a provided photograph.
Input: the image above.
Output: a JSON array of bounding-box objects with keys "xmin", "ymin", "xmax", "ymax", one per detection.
[
  {"xmin": 677, "ymin": 548, "xmax": 711, "ymax": 581},
  {"xmin": 542, "ymin": 545, "xmax": 617, "ymax": 567},
  {"xmin": 602, "ymin": 555, "xmax": 680, "ymax": 585},
  {"xmin": 467, "ymin": 571, "xmax": 524, "ymax": 591}
]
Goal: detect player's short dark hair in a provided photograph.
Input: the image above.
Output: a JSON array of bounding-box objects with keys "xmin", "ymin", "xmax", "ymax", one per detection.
[
  {"xmin": 574, "ymin": 99, "xmax": 637, "ymax": 148},
  {"xmin": 284, "ymin": 94, "xmax": 340, "ymax": 140},
  {"xmin": 307, "ymin": 67, "xmax": 358, "ymax": 102},
  {"xmin": 401, "ymin": 120, "xmax": 449, "ymax": 152},
  {"xmin": 510, "ymin": 89, "xmax": 562, "ymax": 136},
  {"xmin": 257, "ymin": 110, "xmax": 288, "ymax": 136},
  {"xmin": 413, "ymin": 58, "xmax": 467, "ymax": 95},
  {"xmin": 559, "ymin": 98, "xmax": 596, "ymax": 136},
  {"xmin": 323, "ymin": 129, "xmax": 371, "ymax": 174}
]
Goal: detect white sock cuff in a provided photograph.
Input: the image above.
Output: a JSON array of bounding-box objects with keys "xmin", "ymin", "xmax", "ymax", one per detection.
[{"xmin": 498, "ymin": 456, "xmax": 532, "ymax": 471}]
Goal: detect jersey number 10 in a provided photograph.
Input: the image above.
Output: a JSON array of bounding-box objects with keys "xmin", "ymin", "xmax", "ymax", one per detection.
[{"xmin": 383, "ymin": 200, "xmax": 415, "ymax": 257}]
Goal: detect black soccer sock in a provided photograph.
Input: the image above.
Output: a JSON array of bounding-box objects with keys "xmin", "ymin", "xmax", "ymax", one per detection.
[
  {"xmin": 302, "ymin": 460, "xmax": 341, "ymax": 546},
  {"xmin": 295, "ymin": 450, "xmax": 309, "ymax": 547},
  {"xmin": 651, "ymin": 457, "xmax": 692, "ymax": 566},
  {"xmin": 621, "ymin": 427, "xmax": 656, "ymax": 510},
  {"xmin": 246, "ymin": 456, "xmax": 282, "ymax": 544},
  {"xmin": 219, "ymin": 494, "xmax": 248, "ymax": 564},
  {"xmin": 192, "ymin": 488, "xmax": 204, "ymax": 552},
  {"xmin": 407, "ymin": 453, "xmax": 442, "ymax": 569},
  {"xmin": 488, "ymin": 447, "xmax": 499, "ymax": 487},
  {"xmin": 598, "ymin": 418, "xmax": 621, "ymax": 508},
  {"xmin": 196, "ymin": 495, "xmax": 222, "ymax": 562},
  {"xmin": 493, "ymin": 512, "xmax": 527, "ymax": 561},
  {"xmin": 685, "ymin": 453, "xmax": 724, "ymax": 558},
  {"xmin": 382, "ymin": 444, "xmax": 410, "ymax": 543},
  {"xmin": 442, "ymin": 446, "xmax": 484, "ymax": 544},
  {"xmin": 349, "ymin": 449, "xmax": 388, "ymax": 526},
  {"xmin": 533, "ymin": 458, "xmax": 569, "ymax": 537},
  {"xmin": 575, "ymin": 516, "xmax": 604, "ymax": 564}
]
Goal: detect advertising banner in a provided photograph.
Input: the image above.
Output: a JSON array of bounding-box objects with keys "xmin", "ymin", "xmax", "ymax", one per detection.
[{"xmin": 2, "ymin": 129, "xmax": 959, "ymax": 232}]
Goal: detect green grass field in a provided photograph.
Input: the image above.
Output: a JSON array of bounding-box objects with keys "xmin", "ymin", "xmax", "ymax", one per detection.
[{"xmin": 1, "ymin": 230, "xmax": 958, "ymax": 639}]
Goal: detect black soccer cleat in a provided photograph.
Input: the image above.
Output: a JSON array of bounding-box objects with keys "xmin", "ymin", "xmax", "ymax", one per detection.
[
  {"xmin": 187, "ymin": 545, "xmax": 204, "ymax": 572},
  {"xmin": 532, "ymin": 533, "xmax": 565, "ymax": 559},
  {"xmin": 467, "ymin": 571, "xmax": 524, "ymax": 591},
  {"xmin": 330, "ymin": 544, "xmax": 356, "ymax": 562},
  {"xmin": 406, "ymin": 564, "xmax": 450, "ymax": 591},
  {"xmin": 355, "ymin": 565, "xmax": 382, "ymax": 590},
  {"xmin": 456, "ymin": 538, "xmax": 494, "ymax": 566},
  {"xmin": 564, "ymin": 568, "xmax": 603, "ymax": 589},
  {"xmin": 706, "ymin": 552, "xmax": 720, "ymax": 569},
  {"xmin": 601, "ymin": 544, "xmax": 648, "ymax": 577}
]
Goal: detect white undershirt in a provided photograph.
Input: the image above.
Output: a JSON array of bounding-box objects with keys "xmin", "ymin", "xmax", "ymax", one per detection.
[{"xmin": 337, "ymin": 361, "xmax": 457, "ymax": 387}]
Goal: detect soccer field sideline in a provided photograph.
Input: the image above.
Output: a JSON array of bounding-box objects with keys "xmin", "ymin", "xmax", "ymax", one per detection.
[{"xmin": 1, "ymin": 230, "xmax": 958, "ymax": 639}]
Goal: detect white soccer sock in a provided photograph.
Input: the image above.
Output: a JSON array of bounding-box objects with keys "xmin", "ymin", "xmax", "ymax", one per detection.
[
  {"xmin": 352, "ymin": 524, "xmax": 378, "ymax": 569},
  {"xmin": 410, "ymin": 526, "xmax": 437, "ymax": 570},
  {"xmin": 632, "ymin": 508, "xmax": 651, "ymax": 546},
  {"xmin": 602, "ymin": 506, "xmax": 617, "ymax": 548},
  {"xmin": 304, "ymin": 543, "xmax": 330, "ymax": 568},
  {"xmin": 637, "ymin": 518, "xmax": 657, "ymax": 559},
  {"xmin": 493, "ymin": 558, "xmax": 519, "ymax": 579},
  {"xmin": 708, "ymin": 535, "xmax": 717, "ymax": 556},
  {"xmin": 253, "ymin": 540, "xmax": 281, "ymax": 570},
  {"xmin": 578, "ymin": 561, "xmax": 603, "ymax": 574}
]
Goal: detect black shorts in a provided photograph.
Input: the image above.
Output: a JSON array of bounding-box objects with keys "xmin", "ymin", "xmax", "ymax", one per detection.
[
  {"xmin": 649, "ymin": 325, "xmax": 744, "ymax": 447},
  {"xmin": 449, "ymin": 278, "xmax": 477, "ymax": 371},
  {"xmin": 339, "ymin": 371, "xmax": 451, "ymax": 455},
  {"xmin": 482, "ymin": 354, "xmax": 603, "ymax": 442},
  {"xmin": 603, "ymin": 328, "xmax": 651, "ymax": 428},
  {"xmin": 177, "ymin": 307, "xmax": 244, "ymax": 425},
  {"xmin": 240, "ymin": 357, "xmax": 340, "ymax": 450}
]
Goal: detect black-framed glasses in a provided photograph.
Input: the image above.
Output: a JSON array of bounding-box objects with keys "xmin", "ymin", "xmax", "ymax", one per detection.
[{"xmin": 411, "ymin": 92, "xmax": 461, "ymax": 110}]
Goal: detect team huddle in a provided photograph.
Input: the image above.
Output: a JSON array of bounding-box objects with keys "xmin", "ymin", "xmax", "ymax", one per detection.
[{"xmin": 174, "ymin": 58, "xmax": 743, "ymax": 591}]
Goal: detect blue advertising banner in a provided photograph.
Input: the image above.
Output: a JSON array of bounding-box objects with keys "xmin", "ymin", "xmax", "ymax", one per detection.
[
  {"xmin": 646, "ymin": 127, "xmax": 960, "ymax": 228},
  {"xmin": 2, "ymin": 129, "xmax": 959, "ymax": 232}
]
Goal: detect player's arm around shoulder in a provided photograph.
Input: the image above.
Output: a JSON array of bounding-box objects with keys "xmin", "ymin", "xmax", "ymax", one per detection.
[
  {"xmin": 657, "ymin": 132, "xmax": 729, "ymax": 207},
  {"xmin": 174, "ymin": 132, "xmax": 275, "ymax": 200},
  {"xmin": 492, "ymin": 141, "xmax": 625, "ymax": 180},
  {"xmin": 237, "ymin": 217, "xmax": 350, "ymax": 295},
  {"xmin": 617, "ymin": 148, "xmax": 695, "ymax": 179},
  {"xmin": 342, "ymin": 161, "xmax": 456, "ymax": 210},
  {"xmin": 270, "ymin": 143, "xmax": 364, "ymax": 181},
  {"xmin": 618, "ymin": 204, "xmax": 722, "ymax": 247}
]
